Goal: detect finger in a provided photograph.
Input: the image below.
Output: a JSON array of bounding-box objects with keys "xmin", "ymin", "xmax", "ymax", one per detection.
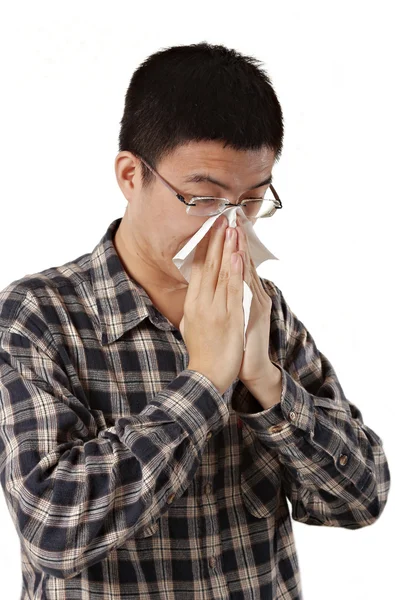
[
  {"xmin": 179, "ymin": 314, "xmax": 185, "ymax": 337},
  {"xmin": 186, "ymin": 222, "xmax": 217, "ymax": 301},
  {"xmin": 239, "ymin": 250, "xmax": 249, "ymax": 287},
  {"xmin": 235, "ymin": 223, "xmax": 252, "ymax": 286},
  {"xmin": 246, "ymin": 253, "xmax": 271, "ymax": 308},
  {"xmin": 236, "ymin": 219, "xmax": 262, "ymax": 290},
  {"xmin": 236, "ymin": 223, "xmax": 267, "ymax": 304},
  {"xmin": 214, "ymin": 224, "xmax": 240, "ymax": 306},
  {"xmin": 251, "ymin": 265, "xmax": 271, "ymax": 306},
  {"xmin": 198, "ymin": 214, "xmax": 230, "ymax": 303},
  {"xmin": 227, "ymin": 250, "xmax": 244, "ymax": 315}
]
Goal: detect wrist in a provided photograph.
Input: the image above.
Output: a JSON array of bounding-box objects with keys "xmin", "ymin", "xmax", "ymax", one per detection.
[{"xmin": 242, "ymin": 364, "xmax": 282, "ymax": 410}]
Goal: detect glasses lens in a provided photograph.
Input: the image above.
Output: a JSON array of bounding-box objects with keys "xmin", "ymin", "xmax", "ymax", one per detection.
[
  {"xmin": 186, "ymin": 197, "xmax": 277, "ymax": 218},
  {"xmin": 186, "ymin": 198, "xmax": 224, "ymax": 216},
  {"xmin": 242, "ymin": 199, "xmax": 276, "ymax": 218}
]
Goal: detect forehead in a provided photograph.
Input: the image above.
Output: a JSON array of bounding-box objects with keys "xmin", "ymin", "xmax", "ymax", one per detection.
[{"xmin": 164, "ymin": 140, "xmax": 275, "ymax": 175}]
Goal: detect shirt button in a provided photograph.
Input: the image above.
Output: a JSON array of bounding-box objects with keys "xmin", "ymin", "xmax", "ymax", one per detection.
[
  {"xmin": 167, "ymin": 493, "xmax": 175, "ymax": 504},
  {"xmin": 339, "ymin": 454, "xmax": 348, "ymax": 466},
  {"xmin": 204, "ymin": 483, "xmax": 212, "ymax": 495},
  {"xmin": 209, "ymin": 556, "xmax": 217, "ymax": 568},
  {"xmin": 206, "ymin": 432, "xmax": 212, "ymax": 440},
  {"xmin": 268, "ymin": 424, "xmax": 283, "ymax": 433},
  {"xmin": 289, "ymin": 411, "xmax": 296, "ymax": 421}
]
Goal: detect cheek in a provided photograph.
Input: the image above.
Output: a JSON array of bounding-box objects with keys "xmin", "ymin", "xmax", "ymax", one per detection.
[
  {"xmin": 182, "ymin": 221, "xmax": 210, "ymax": 247},
  {"xmin": 174, "ymin": 218, "xmax": 208, "ymax": 248},
  {"xmin": 158, "ymin": 209, "xmax": 209, "ymax": 254},
  {"xmin": 174, "ymin": 234, "xmax": 193, "ymax": 254}
]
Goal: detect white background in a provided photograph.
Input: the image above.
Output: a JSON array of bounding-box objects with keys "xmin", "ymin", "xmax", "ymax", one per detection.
[{"xmin": 0, "ymin": 1, "xmax": 393, "ymax": 598}]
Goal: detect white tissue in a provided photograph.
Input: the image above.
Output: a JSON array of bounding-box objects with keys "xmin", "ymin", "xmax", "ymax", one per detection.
[{"xmin": 172, "ymin": 206, "xmax": 279, "ymax": 350}]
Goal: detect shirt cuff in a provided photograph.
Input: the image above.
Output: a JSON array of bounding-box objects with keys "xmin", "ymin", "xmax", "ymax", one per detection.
[
  {"xmin": 149, "ymin": 368, "xmax": 229, "ymax": 444},
  {"xmin": 232, "ymin": 362, "xmax": 316, "ymax": 447}
]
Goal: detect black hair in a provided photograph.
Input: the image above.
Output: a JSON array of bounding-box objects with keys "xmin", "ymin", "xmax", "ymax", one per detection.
[{"xmin": 118, "ymin": 41, "xmax": 284, "ymax": 189}]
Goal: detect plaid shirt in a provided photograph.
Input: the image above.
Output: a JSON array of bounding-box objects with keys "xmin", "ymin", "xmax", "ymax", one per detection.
[{"xmin": 0, "ymin": 217, "xmax": 390, "ymax": 600}]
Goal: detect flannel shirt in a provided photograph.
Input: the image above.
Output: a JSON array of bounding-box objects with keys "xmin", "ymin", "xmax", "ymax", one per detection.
[{"xmin": 0, "ymin": 216, "xmax": 390, "ymax": 600}]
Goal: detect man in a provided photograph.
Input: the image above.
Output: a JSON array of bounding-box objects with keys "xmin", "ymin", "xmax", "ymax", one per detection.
[{"xmin": 0, "ymin": 42, "xmax": 390, "ymax": 599}]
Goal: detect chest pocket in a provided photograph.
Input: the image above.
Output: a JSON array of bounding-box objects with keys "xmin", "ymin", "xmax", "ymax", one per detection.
[{"xmin": 240, "ymin": 424, "xmax": 282, "ymax": 518}]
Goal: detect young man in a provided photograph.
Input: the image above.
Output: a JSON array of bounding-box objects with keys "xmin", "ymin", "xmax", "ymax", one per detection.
[{"xmin": 0, "ymin": 42, "xmax": 390, "ymax": 600}]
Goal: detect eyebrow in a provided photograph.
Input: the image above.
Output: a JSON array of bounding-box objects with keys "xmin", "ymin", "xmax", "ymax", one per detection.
[{"xmin": 182, "ymin": 173, "xmax": 273, "ymax": 191}]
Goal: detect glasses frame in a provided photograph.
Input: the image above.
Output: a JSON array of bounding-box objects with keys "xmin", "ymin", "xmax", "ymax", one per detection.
[{"xmin": 138, "ymin": 156, "xmax": 283, "ymax": 217}]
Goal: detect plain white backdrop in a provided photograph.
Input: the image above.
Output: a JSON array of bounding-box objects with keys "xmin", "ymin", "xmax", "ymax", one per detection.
[{"xmin": 0, "ymin": 1, "xmax": 393, "ymax": 598}]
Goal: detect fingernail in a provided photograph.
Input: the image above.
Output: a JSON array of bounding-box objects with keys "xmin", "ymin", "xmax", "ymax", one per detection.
[{"xmin": 226, "ymin": 227, "xmax": 234, "ymax": 240}]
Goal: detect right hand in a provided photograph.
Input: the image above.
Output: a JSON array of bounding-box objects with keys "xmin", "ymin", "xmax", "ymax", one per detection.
[{"xmin": 180, "ymin": 214, "xmax": 245, "ymax": 395}]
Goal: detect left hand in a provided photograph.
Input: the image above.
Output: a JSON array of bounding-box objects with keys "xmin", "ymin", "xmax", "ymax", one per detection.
[{"xmin": 235, "ymin": 215, "xmax": 276, "ymax": 386}]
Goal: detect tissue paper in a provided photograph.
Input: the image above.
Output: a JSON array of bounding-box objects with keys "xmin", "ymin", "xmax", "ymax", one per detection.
[{"xmin": 172, "ymin": 205, "xmax": 278, "ymax": 350}]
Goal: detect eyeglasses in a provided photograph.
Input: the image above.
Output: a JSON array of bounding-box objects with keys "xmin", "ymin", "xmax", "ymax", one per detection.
[{"xmin": 138, "ymin": 156, "xmax": 282, "ymax": 219}]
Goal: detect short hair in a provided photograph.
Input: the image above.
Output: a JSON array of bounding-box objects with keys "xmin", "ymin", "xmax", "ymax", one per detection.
[{"xmin": 118, "ymin": 41, "xmax": 284, "ymax": 189}]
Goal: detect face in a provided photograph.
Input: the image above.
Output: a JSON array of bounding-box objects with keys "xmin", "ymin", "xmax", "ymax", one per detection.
[{"xmin": 114, "ymin": 140, "xmax": 275, "ymax": 291}]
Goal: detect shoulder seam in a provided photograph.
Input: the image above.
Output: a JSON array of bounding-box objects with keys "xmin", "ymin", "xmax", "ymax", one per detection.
[
  {"xmin": 0, "ymin": 286, "xmax": 28, "ymax": 329},
  {"xmin": 0, "ymin": 289, "xmax": 58, "ymax": 360}
]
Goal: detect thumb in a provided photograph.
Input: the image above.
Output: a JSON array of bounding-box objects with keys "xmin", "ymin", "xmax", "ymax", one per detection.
[{"xmin": 179, "ymin": 315, "xmax": 185, "ymax": 339}]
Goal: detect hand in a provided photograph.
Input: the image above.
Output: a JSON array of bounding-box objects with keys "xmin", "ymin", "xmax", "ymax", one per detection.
[
  {"xmin": 180, "ymin": 214, "xmax": 245, "ymax": 396},
  {"xmin": 235, "ymin": 215, "xmax": 277, "ymax": 387}
]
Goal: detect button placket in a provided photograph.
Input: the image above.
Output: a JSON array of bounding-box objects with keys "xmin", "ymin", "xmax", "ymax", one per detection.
[{"xmin": 199, "ymin": 433, "xmax": 222, "ymax": 579}]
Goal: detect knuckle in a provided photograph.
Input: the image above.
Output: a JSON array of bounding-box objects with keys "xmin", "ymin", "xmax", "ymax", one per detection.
[
  {"xmin": 227, "ymin": 280, "xmax": 239, "ymax": 294},
  {"xmin": 209, "ymin": 313, "xmax": 222, "ymax": 327},
  {"xmin": 204, "ymin": 258, "xmax": 216, "ymax": 272},
  {"xmin": 212, "ymin": 313, "xmax": 228, "ymax": 329},
  {"xmin": 217, "ymin": 268, "xmax": 229, "ymax": 283}
]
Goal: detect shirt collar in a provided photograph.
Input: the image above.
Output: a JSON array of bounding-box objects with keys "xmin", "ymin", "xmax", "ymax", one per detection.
[{"xmin": 89, "ymin": 217, "xmax": 174, "ymax": 345}]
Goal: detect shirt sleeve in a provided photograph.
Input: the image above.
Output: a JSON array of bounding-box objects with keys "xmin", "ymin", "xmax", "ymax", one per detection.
[
  {"xmin": 233, "ymin": 280, "xmax": 391, "ymax": 529},
  {"xmin": 0, "ymin": 290, "xmax": 228, "ymax": 580}
]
